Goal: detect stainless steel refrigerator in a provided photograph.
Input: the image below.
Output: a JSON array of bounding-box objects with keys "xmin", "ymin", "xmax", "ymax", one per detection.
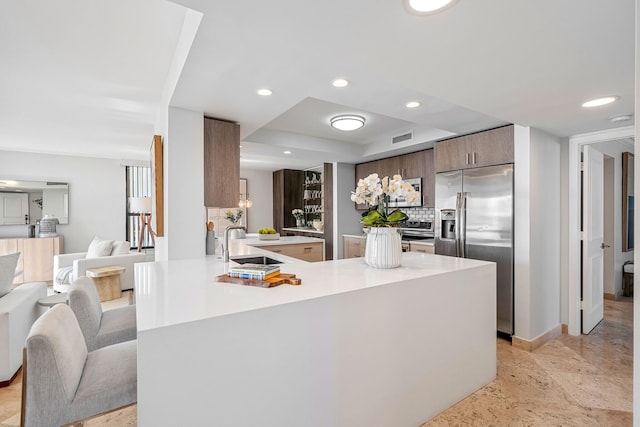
[{"xmin": 434, "ymin": 164, "xmax": 514, "ymax": 336}]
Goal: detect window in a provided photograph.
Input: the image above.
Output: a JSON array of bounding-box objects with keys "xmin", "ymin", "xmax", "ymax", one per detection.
[{"xmin": 126, "ymin": 166, "xmax": 153, "ymax": 250}]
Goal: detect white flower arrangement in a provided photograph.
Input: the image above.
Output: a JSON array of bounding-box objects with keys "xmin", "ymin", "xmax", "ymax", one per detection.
[
  {"xmin": 291, "ymin": 209, "xmax": 304, "ymax": 220},
  {"xmin": 350, "ymin": 173, "xmax": 419, "ymax": 226}
]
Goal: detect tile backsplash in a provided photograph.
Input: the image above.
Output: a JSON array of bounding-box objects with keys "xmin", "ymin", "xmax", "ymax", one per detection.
[
  {"xmin": 404, "ymin": 207, "xmax": 435, "ymax": 222},
  {"xmin": 207, "ymin": 207, "xmax": 248, "ymax": 237}
]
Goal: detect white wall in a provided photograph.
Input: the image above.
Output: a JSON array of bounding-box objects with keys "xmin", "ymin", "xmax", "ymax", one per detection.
[
  {"xmin": 560, "ymin": 139, "xmax": 570, "ymax": 325},
  {"xmin": 0, "ymin": 149, "xmax": 129, "ymax": 253},
  {"xmin": 513, "ymin": 126, "xmax": 562, "ymax": 341},
  {"xmin": 164, "ymin": 106, "xmax": 205, "ymax": 261},
  {"xmin": 240, "ymin": 168, "xmax": 273, "ymax": 233},
  {"xmin": 333, "ymin": 162, "xmax": 363, "ymax": 259},
  {"xmin": 529, "ymin": 127, "xmax": 562, "ymax": 338}
]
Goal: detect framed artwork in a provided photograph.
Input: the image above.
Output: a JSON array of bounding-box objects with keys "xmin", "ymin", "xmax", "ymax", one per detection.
[
  {"xmin": 151, "ymin": 135, "xmax": 164, "ymax": 237},
  {"xmin": 622, "ymin": 151, "xmax": 634, "ymax": 251}
]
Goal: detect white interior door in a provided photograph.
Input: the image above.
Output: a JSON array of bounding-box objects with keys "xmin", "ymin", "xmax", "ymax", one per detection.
[
  {"xmin": 0, "ymin": 193, "xmax": 28, "ymax": 224},
  {"xmin": 582, "ymin": 146, "xmax": 604, "ymax": 334}
]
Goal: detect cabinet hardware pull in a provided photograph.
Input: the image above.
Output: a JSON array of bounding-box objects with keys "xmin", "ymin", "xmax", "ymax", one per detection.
[
  {"xmin": 466, "ymin": 153, "xmax": 470, "ymax": 165},
  {"xmin": 472, "ymin": 151, "xmax": 477, "ymax": 164},
  {"xmin": 304, "ymin": 247, "xmax": 312, "ymax": 251}
]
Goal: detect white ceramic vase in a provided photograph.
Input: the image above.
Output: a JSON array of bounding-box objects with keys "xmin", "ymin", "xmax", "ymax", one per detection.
[{"xmin": 364, "ymin": 227, "xmax": 402, "ymax": 269}]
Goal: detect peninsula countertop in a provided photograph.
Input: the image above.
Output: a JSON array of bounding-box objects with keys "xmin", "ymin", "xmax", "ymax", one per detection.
[
  {"xmin": 135, "ymin": 236, "xmax": 496, "ymax": 427},
  {"xmin": 134, "ymin": 237, "xmax": 490, "ymax": 332}
]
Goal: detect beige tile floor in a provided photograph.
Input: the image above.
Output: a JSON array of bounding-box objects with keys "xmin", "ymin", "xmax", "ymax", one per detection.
[{"xmin": 0, "ymin": 296, "xmax": 632, "ymax": 426}]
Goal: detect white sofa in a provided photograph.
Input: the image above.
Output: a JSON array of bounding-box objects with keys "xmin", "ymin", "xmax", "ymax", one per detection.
[
  {"xmin": 53, "ymin": 252, "xmax": 149, "ymax": 293},
  {"xmin": 0, "ymin": 281, "xmax": 47, "ymax": 385}
]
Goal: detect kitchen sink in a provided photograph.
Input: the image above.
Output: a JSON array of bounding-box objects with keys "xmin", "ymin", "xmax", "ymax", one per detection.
[{"xmin": 230, "ymin": 255, "xmax": 283, "ymax": 265}]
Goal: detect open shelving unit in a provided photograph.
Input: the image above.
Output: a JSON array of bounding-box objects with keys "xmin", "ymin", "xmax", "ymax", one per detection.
[{"xmin": 303, "ymin": 167, "xmax": 323, "ymax": 228}]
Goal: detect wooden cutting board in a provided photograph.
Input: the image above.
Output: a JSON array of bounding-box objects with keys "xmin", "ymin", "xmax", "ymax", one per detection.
[{"xmin": 215, "ymin": 273, "xmax": 301, "ymax": 288}]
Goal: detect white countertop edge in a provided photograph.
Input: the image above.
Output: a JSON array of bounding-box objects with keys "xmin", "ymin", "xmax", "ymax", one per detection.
[
  {"xmin": 282, "ymin": 227, "xmax": 324, "ymax": 234},
  {"xmin": 135, "ymin": 241, "xmax": 494, "ymax": 332}
]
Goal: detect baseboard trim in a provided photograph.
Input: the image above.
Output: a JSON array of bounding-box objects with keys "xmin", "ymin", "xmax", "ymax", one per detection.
[
  {"xmin": 512, "ymin": 324, "xmax": 562, "ymax": 352},
  {"xmin": 0, "ymin": 367, "xmax": 19, "ymax": 388}
]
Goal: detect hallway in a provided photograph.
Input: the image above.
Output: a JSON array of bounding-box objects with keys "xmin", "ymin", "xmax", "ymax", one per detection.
[{"xmin": 423, "ymin": 298, "xmax": 633, "ymax": 426}]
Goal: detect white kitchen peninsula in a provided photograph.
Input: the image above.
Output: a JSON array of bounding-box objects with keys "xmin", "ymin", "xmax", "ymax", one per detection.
[{"xmin": 135, "ymin": 241, "xmax": 496, "ymax": 427}]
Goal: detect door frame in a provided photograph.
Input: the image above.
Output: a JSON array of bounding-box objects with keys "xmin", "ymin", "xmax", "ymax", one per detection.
[{"xmin": 568, "ymin": 125, "xmax": 634, "ymax": 336}]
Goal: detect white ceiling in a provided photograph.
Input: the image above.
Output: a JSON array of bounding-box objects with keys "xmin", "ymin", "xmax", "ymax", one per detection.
[{"xmin": 0, "ymin": 0, "xmax": 635, "ymax": 171}]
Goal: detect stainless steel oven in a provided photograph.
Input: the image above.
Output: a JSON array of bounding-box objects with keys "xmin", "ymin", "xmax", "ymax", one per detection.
[{"xmin": 399, "ymin": 220, "xmax": 434, "ymax": 251}]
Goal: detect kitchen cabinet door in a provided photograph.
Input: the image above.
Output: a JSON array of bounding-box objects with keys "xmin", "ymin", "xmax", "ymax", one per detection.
[
  {"xmin": 263, "ymin": 242, "xmax": 324, "ymax": 262},
  {"xmin": 466, "ymin": 125, "xmax": 514, "ymax": 169},
  {"xmin": 409, "ymin": 241, "xmax": 434, "ymax": 254},
  {"xmin": 355, "ymin": 160, "xmax": 379, "ymax": 181},
  {"xmin": 434, "ymin": 135, "xmax": 470, "ymax": 172},
  {"xmin": 204, "ymin": 118, "xmax": 240, "ymax": 208},
  {"xmin": 435, "ymin": 125, "xmax": 514, "ymax": 172},
  {"xmin": 22, "ymin": 237, "xmax": 62, "ymax": 283},
  {"xmin": 343, "ymin": 236, "xmax": 365, "ymax": 258},
  {"xmin": 395, "ymin": 152, "xmax": 420, "ymax": 179},
  {"xmin": 354, "ymin": 160, "xmax": 379, "ymax": 210},
  {"xmin": 377, "ymin": 156, "xmax": 401, "ymax": 179}
]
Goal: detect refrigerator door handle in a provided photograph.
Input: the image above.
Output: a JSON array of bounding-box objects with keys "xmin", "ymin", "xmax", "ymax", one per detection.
[
  {"xmin": 455, "ymin": 193, "xmax": 460, "ymax": 256},
  {"xmin": 456, "ymin": 192, "xmax": 467, "ymax": 258}
]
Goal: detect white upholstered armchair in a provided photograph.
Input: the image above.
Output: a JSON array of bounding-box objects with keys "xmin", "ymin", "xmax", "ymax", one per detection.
[{"xmin": 53, "ymin": 238, "xmax": 150, "ymax": 293}]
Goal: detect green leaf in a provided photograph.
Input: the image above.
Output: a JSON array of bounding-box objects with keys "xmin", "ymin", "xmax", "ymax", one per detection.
[
  {"xmin": 386, "ymin": 209, "xmax": 408, "ymax": 224},
  {"xmin": 360, "ymin": 209, "xmax": 385, "ymax": 226}
]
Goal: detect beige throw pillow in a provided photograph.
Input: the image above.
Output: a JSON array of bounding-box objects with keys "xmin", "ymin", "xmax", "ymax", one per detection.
[
  {"xmin": 111, "ymin": 240, "xmax": 131, "ymax": 255},
  {"xmin": 86, "ymin": 237, "xmax": 114, "ymax": 259},
  {"xmin": 0, "ymin": 252, "xmax": 20, "ymax": 297}
]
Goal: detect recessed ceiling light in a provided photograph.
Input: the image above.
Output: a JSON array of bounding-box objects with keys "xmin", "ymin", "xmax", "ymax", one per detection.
[
  {"xmin": 406, "ymin": 101, "xmax": 421, "ymax": 108},
  {"xmin": 257, "ymin": 88, "xmax": 273, "ymax": 96},
  {"xmin": 581, "ymin": 96, "xmax": 619, "ymax": 108},
  {"xmin": 610, "ymin": 114, "xmax": 633, "ymax": 123},
  {"xmin": 330, "ymin": 115, "xmax": 366, "ymax": 131},
  {"xmin": 404, "ymin": 0, "xmax": 457, "ymax": 15},
  {"xmin": 283, "ymin": 151, "xmax": 292, "ymax": 154},
  {"xmin": 332, "ymin": 78, "xmax": 349, "ymax": 88}
]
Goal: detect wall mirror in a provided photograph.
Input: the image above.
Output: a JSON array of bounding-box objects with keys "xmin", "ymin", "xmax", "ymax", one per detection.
[
  {"xmin": 622, "ymin": 152, "xmax": 634, "ymax": 251},
  {"xmin": 0, "ymin": 179, "xmax": 69, "ymax": 225}
]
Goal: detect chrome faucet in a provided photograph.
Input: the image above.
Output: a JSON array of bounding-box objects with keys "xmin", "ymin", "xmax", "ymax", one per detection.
[{"xmin": 223, "ymin": 225, "xmax": 246, "ymax": 262}]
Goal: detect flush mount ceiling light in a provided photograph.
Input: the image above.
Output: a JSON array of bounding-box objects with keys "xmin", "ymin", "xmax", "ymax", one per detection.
[
  {"xmin": 581, "ymin": 96, "xmax": 619, "ymax": 108},
  {"xmin": 330, "ymin": 115, "xmax": 365, "ymax": 131},
  {"xmin": 332, "ymin": 78, "xmax": 349, "ymax": 88},
  {"xmin": 257, "ymin": 88, "xmax": 273, "ymax": 96},
  {"xmin": 283, "ymin": 150, "xmax": 292, "ymax": 154},
  {"xmin": 404, "ymin": 0, "xmax": 457, "ymax": 15},
  {"xmin": 406, "ymin": 101, "xmax": 421, "ymax": 108}
]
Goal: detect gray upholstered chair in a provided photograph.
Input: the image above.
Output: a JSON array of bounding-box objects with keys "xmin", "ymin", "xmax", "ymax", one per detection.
[
  {"xmin": 0, "ymin": 252, "xmax": 47, "ymax": 386},
  {"xmin": 68, "ymin": 276, "xmax": 136, "ymax": 351},
  {"xmin": 21, "ymin": 304, "xmax": 136, "ymax": 427}
]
